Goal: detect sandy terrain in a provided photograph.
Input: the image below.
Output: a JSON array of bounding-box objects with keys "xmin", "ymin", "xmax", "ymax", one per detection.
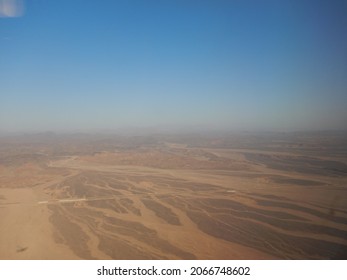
[{"xmin": 0, "ymin": 132, "xmax": 346, "ymax": 259}]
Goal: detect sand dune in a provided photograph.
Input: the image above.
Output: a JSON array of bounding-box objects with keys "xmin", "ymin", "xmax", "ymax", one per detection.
[{"xmin": 0, "ymin": 132, "xmax": 346, "ymax": 259}]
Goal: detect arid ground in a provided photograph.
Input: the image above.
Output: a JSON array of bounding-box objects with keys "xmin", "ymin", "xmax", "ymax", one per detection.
[{"xmin": 0, "ymin": 131, "xmax": 347, "ymax": 259}]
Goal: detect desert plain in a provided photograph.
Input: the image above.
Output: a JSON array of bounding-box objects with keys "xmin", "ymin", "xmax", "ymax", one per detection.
[{"xmin": 0, "ymin": 131, "xmax": 346, "ymax": 259}]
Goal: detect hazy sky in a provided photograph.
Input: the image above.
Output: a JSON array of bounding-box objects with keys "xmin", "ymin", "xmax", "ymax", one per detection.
[{"xmin": 1, "ymin": 0, "xmax": 346, "ymax": 132}]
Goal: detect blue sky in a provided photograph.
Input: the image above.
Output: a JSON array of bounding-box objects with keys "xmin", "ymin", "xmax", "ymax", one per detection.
[{"xmin": 1, "ymin": 0, "xmax": 346, "ymax": 132}]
